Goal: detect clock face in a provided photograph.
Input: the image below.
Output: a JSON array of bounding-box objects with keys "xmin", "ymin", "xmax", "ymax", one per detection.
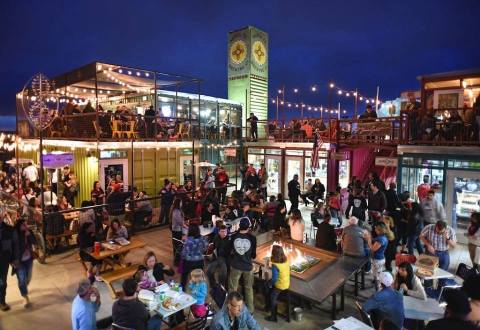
[
  {"xmin": 230, "ymin": 40, "xmax": 247, "ymax": 65},
  {"xmin": 252, "ymin": 40, "xmax": 267, "ymax": 66}
]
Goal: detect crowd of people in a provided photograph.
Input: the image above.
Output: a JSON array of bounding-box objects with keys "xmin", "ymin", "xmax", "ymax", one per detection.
[{"xmin": 3, "ymin": 154, "xmax": 480, "ymax": 330}]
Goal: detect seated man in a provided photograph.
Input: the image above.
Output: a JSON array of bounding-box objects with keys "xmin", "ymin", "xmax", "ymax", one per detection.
[
  {"xmin": 112, "ymin": 278, "xmax": 161, "ymax": 330},
  {"xmin": 133, "ymin": 191, "xmax": 153, "ymax": 228},
  {"xmin": 301, "ymin": 178, "xmax": 314, "ymax": 206},
  {"xmin": 363, "ymin": 272, "xmax": 404, "ymax": 329},
  {"xmin": 211, "ymin": 291, "xmax": 261, "ymax": 330}
]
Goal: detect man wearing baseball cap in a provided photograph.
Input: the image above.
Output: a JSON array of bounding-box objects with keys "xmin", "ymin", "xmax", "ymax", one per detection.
[{"xmin": 363, "ymin": 271, "xmax": 404, "ymax": 329}]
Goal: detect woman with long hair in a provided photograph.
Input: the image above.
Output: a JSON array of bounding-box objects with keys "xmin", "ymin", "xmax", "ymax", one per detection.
[
  {"xmin": 181, "ymin": 224, "xmax": 208, "ymax": 289},
  {"xmin": 170, "ymin": 198, "xmax": 184, "ymax": 266},
  {"xmin": 393, "ymin": 262, "xmax": 426, "ymax": 300},
  {"xmin": 90, "ymin": 181, "xmax": 105, "ymax": 205},
  {"xmin": 265, "ymin": 245, "xmax": 290, "ymax": 322},
  {"xmin": 467, "ymin": 212, "xmax": 480, "ymax": 269},
  {"xmin": 288, "ymin": 209, "xmax": 305, "ymax": 242},
  {"xmin": 106, "ymin": 218, "xmax": 128, "ymax": 241}
]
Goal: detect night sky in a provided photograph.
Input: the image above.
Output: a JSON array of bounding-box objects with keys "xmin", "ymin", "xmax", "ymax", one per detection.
[{"xmin": 1, "ymin": 0, "xmax": 479, "ymax": 127}]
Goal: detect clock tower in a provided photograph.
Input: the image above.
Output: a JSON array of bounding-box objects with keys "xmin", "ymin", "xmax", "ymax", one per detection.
[{"xmin": 228, "ymin": 26, "xmax": 268, "ymax": 130}]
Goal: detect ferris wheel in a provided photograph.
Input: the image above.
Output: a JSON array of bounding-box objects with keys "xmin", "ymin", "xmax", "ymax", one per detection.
[{"xmin": 20, "ymin": 73, "xmax": 59, "ymax": 130}]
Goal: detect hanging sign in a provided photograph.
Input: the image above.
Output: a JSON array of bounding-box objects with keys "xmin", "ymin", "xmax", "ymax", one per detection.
[
  {"xmin": 42, "ymin": 153, "xmax": 74, "ymax": 168},
  {"xmin": 224, "ymin": 148, "xmax": 237, "ymax": 157},
  {"xmin": 375, "ymin": 157, "xmax": 398, "ymax": 167},
  {"xmin": 330, "ymin": 152, "xmax": 347, "ymax": 161}
]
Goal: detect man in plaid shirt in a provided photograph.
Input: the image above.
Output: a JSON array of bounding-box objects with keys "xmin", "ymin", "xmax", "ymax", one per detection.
[{"xmin": 420, "ymin": 220, "xmax": 456, "ymax": 270}]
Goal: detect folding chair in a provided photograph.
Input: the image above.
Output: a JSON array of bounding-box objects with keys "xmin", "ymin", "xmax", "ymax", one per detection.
[{"xmin": 355, "ymin": 301, "xmax": 373, "ymax": 327}]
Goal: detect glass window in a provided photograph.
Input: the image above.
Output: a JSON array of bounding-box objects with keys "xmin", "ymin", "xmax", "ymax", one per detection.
[
  {"xmin": 247, "ymin": 154, "xmax": 264, "ymax": 171},
  {"xmin": 100, "ymin": 150, "xmax": 128, "ymax": 159},
  {"xmin": 266, "ymin": 149, "xmax": 282, "ymax": 155},
  {"xmin": 400, "ymin": 166, "xmax": 444, "ymax": 202},
  {"xmin": 305, "ymin": 157, "xmax": 327, "ymax": 186},
  {"xmin": 448, "ymin": 160, "xmax": 480, "ymax": 170},
  {"xmin": 249, "ymin": 148, "xmax": 264, "ymax": 154},
  {"xmin": 286, "ymin": 150, "xmax": 304, "ymax": 156},
  {"xmin": 402, "ymin": 157, "xmax": 443, "ymax": 167},
  {"xmin": 339, "ymin": 160, "xmax": 350, "ymax": 189}
]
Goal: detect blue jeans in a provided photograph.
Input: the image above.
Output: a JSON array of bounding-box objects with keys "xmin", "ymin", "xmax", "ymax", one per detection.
[
  {"xmin": 407, "ymin": 234, "xmax": 424, "ymax": 255},
  {"xmin": 147, "ymin": 315, "xmax": 162, "ymax": 330},
  {"xmin": 427, "ymin": 250, "xmax": 450, "ymax": 270},
  {"xmin": 16, "ymin": 258, "xmax": 33, "ymax": 297}
]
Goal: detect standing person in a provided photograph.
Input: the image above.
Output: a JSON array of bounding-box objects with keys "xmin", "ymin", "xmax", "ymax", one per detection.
[
  {"xmin": 22, "ymin": 162, "xmax": 38, "ymax": 183},
  {"xmin": 90, "ymin": 181, "xmax": 105, "ymax": 205},
  {"xmin": 288, "ymin": 209, "xmax": 305, "ymax": 242},
  {"xmin": 420, "ymin": 220, "xmax": 456, "ymax": 271},
  {"xmin": 466, "ymin": 212, "xmax": 480, "ymax": 269},
  {"xmin": 0, "ymin": 212, "xmax": 19, "ymax": 311},
  {"xmin": 287, "ymin": 174, "xmax": 301, "ymax": 214},
  {"xmin": 47, "ymin": 168, "xmax": 58, "ymax": 195},
  {"xmin": 265, "ymin": 245, "xmax": 290, "ymax": 322},
  {"xmin": 206, "ymin": 225, "xmax": 231, "ymax": 289},
  {"xmin": 315, "ymin": 213, "xmax": 337, "ymax": 251},
  {"xmin": 239, "ymin": 164, "xmax": 247, "ymax": 192},
  {"xmin": 417, "ymin": 175, "xmax": 431, "ymax": 203},
  {"xmin": 247, "ymin": 113, "xmax": 259, "ymax": 141},
  {"xmin": 181, "ymin": 224, "xmax": 208, "ymax": 289},
  {"xmin": 365, "ymin": 222, "xmax": 389, "ymax": 289},
  {"xmin": 216, "ymin": 166, "xmax": 229, "ymax": 205},
  {"xmin": 203, "ymin": 169, "xmax": 215, "ymax": 190},
  {"xmin": 229, "ymin": 218, "xmax": 257, "ymax": 313},
  {"xmin": 170, "ymin": 198, "xmax": 184, "ymax": 266},
  {"xmin": 71, "ymin": 279, "xmax": 101, "ymax": 330},
  {"xmin": 13, "ymin": 218, "xmax": 36, "ymax": 308},
  {"xmin": 420, "ymin": 190, "xmax": 446, "ymax": 226},
  {"xmin": 380, "ymin": 215, "xmax": 396, "ymax": 272},
  {"xmin": 405, "ymin": 201, "xmax": 425, "ymax": 255},
  {"xmin": 385, "ymin": 182, "xmax": 402, "ymax": 221},
  {"xmin": 346, "ymin": 187, "xmax": 368, "ymax": 226},
  {"xmin": 211, "ymin": 291, "xmax": 261, "ymax": 330},
  {"xmin": 159, "ymin": 180, "xmax": 175, "ymax": 225},
  {"xmin": 258, "ymin": 163, "xmax": 268, "ymax": 199},
  {"xmin": 311, "ymin": 178, "xmax": 326, "ymax": 206},
  {"xmin": 368, "ymin": 182, "xmax": 387, "ymax": 223}
]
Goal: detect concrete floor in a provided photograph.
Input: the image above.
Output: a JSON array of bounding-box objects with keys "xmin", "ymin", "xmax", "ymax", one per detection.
[{"xmin": 0, "ymin": 202, "xmax": 472, "ymax": 330}]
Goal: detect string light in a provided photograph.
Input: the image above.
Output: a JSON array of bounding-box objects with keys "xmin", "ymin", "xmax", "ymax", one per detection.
[
  {"xmin": 293, "ymin": 88, "xmax": 298, "ymax": 93},
  {"xmin": 311, "ymin": 86, "xmax": 317, "ymax": 92}
]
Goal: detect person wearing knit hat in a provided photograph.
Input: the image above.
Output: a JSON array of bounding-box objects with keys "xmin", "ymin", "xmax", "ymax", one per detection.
[
  {"xmin": 363, "ymin": 272, "xmax": 404, "ymax": 329},
  {"xmin": 425, "ymin": 289, "xmax": 478, "ymax": 330},
  {"xmin": 71, "ymin": 280, "xmax": 101, "ymax": 330}
]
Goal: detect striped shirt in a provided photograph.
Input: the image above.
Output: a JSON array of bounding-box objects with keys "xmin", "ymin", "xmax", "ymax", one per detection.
[{"xmin": 420, "ymin": 224, "xmax": 456, "ymax": 252}]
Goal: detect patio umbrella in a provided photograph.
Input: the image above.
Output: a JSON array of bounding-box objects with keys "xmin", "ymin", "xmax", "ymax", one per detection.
[
  {"xmin": 195, "ymin": 161, "xmax": 216, "ymax": 167},
  {"xmin": 6, "ymin": 158, "xmax": 35, "ymax": 165}
]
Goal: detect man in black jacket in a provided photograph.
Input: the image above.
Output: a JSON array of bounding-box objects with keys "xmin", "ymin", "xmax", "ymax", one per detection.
[
  {"xmin": 159, "ymin": 180, "xmax": 175, "ymax": 225},
  {"xmin": 206, "ymin": 225, "xmax": 232, "ymax": 289},
  {"xmin": 0, "ymin": 213, "xmax": 19, "ymax": 311},
  {"xmin": 229, "ymin": 218, "xmax": 257, "ymax": 313},
  {"xmin": 112, "ymin": 278, "xmax": 160, "ymax": 330},
  {"xmin": 368, "ymin": 181, "xmax": 387, "ymax": 223},
  {"xmin": 288, "ymin": 174, "xmax": 301, "ymax": 214}
]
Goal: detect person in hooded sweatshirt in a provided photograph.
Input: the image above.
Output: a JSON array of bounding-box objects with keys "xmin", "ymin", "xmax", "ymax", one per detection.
[{"xmin": 112, "ymin": 278, "xmax": 161, "ymax": 330}]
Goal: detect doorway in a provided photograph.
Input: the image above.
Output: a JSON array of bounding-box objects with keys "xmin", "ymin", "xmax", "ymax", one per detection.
[
  {"xmin": 445, "ymin": 170, "xmax": 480, "ymax": 243},
  {"xmin": 265, "ymin": 155, "xmax": 281, "ymax": 197},
  {"xmin": 179, "ymin": 155, "xmax": 199, "ymax": 185},
  {"xmin": 284, "ymin": 157, "xmax": 303, "ymax": 198},
  {"xmin": 99, "ymin": 158, "xmax": 129, "ymax": 192}
]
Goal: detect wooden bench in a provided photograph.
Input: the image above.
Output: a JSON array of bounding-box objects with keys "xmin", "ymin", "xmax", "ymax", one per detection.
[
  {"xmin": 101, "ymin": 264, "xmax": 140, "ymax": 299},
  {"xmin": 46, "ymin": 230, "xmax": 74, "ymax": 250}
]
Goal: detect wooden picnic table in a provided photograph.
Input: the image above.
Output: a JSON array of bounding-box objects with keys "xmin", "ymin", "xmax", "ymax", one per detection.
[{"xmin": 88, "ymin": 237, "xmax": 146, "ymax": 269}]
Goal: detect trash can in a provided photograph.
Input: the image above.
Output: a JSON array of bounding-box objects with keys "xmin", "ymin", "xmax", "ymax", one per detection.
[{"xmin": 293, "ymin": 307, "xmax": 303, "ymax": 322}]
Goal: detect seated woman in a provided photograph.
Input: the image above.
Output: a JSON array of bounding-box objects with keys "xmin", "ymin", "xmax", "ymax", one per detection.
[
  {"xmin": 288, "ymin": 209, "xmax": 305, "ymax": 242},
  {"xmin": 106, "ymin": 218, "xmax": 128, "ymax": 241},
  {"xmin": 57, "ymin": 195, "xmax": 72, "ymax": 211},
  {"xmin": 393, "ymin": 262, "xmax": 426, "ymax": 300},
  {"xmin": 77, "ymin": 222, "xmax": 102, "ymax": 282},
  {"xmin": 140, "ymin": 251, "xmax": 174, "ymax": 287}
]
